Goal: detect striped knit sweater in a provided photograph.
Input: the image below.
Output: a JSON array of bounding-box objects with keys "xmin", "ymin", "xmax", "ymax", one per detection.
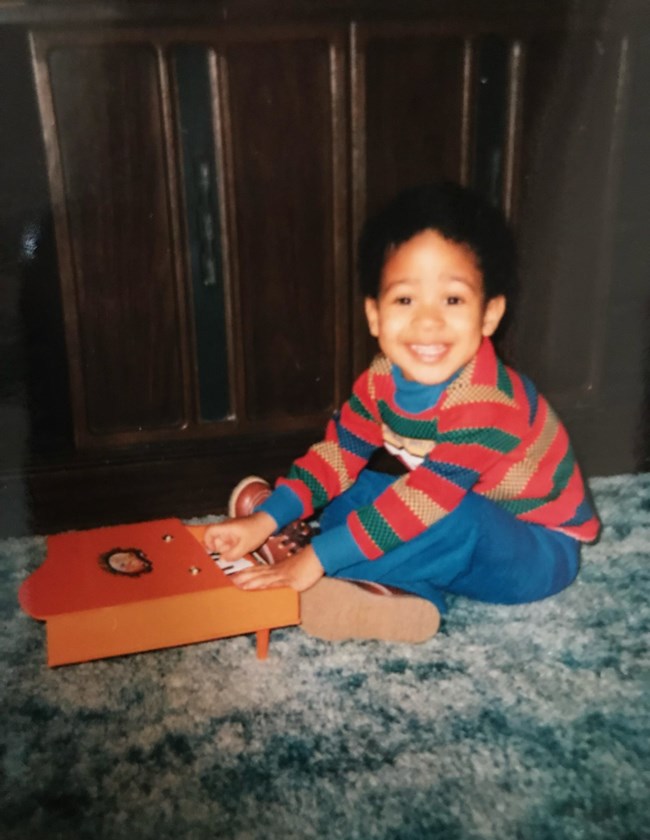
[{"xmin": 276, "ymin": 338, "xmax": 600, "ymax": 562}]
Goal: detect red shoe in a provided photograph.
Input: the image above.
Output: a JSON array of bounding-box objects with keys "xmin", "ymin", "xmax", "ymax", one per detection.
[{"xmin": 228, "ymin": 476, "xmax": 313, "ymax": 565}]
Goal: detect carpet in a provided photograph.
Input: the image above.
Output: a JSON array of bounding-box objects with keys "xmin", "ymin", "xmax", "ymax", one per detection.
[{"xmin": 1, "ymin": 474, "xmax": 648, "ymax": 840}]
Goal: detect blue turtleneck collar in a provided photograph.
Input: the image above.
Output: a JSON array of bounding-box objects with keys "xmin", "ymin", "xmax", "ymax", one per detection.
[{"xmin": 392, "ymin": 364, "xmax": 460, "ymax": 414}]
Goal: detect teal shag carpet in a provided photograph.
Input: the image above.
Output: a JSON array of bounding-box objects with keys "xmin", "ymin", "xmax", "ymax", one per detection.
[{"xmin": 1, "ymin": 474, "xmax": 649, "ymax": 840}]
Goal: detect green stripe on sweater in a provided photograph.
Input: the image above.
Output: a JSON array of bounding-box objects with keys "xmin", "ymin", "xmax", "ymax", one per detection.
[
  {"xmin": 552, "ymin": 446, "xmax": 576, "ymax": 492},
  {"xmin": 378, "ymin": 401, "xmax": 440, "ymax": 439},
  {"xmin": 496, "ymin": 359, "xmax": 514, "ymax": 399},
  {"xmin": 349, "ymin": 393, "xmax": 375, "ymax": 422},
  {"xmin": 356, "ymin": 505, "xmax": 399, "ymax": 552},
  {"xmin": 498, "ymin": 496, "xmax": 547, "ymax": 515},
  {"xmin": 498, "ymin": 446, "xmax": 577, "ymax": 515},
  {"xmin": 437, "ymin": 426, "xmax": 520, "ymax": 454},
  {"xmin": 378, "ymin": 401, "xmax": 519, "ymax": 453},
  {"xmin": 287, "ymin": 465, "xmax": 329, "ymax": 509}
]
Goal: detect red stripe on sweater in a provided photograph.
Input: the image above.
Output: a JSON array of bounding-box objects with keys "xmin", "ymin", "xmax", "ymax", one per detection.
[
  {"xmin": 348, "ymin": 512, "xmax": 383, "ymax": 559},
  {"xmin": 308, "ymin": 449, "xmax": 344, "ymax": 498},
  {"xmin": 373, "ymin": 486, "xmax": 431, "ymax": 542},
  {"xmin": 342, "ymin": 449, "xmax": 370, "ymax": 479},
  {"xmin": 479, "ymin": 398, "xmax": 551, "ymax": 492},
  {"xmin": 335, "ymin": 410, "xmax": 384, "ymax": 447},
  {"xmin": 471, "ymin": 337, "xmax": 498, "ymax": 384},
  {"xmin": 429, "ymin": 441, "xmax": 505, "ymax": 472},
  {"xmin": 407, "ymin": 466, "xmax": 466, "ymax": 511},
  {"xmin": 521, "ymin": 463, "xmax": 599, "ymax": 540},
  {"xmin": 522, "ymin": 422, "xmax": 568, "ymax": 499},
  {"xmin": 437, "ymin": 402, "xmax": 524, "ymax": 438}
]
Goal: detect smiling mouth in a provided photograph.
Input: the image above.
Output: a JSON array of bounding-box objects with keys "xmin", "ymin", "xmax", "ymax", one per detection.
[{"xmin": 409, "ymin": 344, "xmax": 448, "ymax": 362}]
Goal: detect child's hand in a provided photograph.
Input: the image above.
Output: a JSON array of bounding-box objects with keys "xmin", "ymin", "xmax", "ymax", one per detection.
[
  {"xmin": 203, "ymin": 511, "xmax": 276, "ymax": 562},
  {"xmin": 230, "ymin": 545, "xmax": 324, "ymax": 593}
]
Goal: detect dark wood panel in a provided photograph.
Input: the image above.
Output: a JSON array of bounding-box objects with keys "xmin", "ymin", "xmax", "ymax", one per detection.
[
  {"xmin": 1, "ymin": 428, "xmax": 322, "ymax": 537},
  {"xmin": 512, "ymin": 31, "xmax": 642, "ymax": 475},
  {"xmin": 45, "ymin": 42, "xmax": 189, "ymax": 438},
  {"xmin": 0, "ymin": 29, "xmax": 72, "ymax": 467},
  {"xmin": 224, "ymin": 35, "xmax": 345, "ymax": 422},
  {"xmin": 5, "ymin": 0, "xmax": 642, "ymax": 30},
  {"xmin": 514, "ymin": 32, "xmax": 623, "ymax": 394},
  {"xmin": 352, "ymin": 28, "xmax": 471, "ymax": 372},
  {"xmin": 600, "ymin": 31, "xmax": 650, "ymax": 471},
  {"xmin": 362, "ymin": 33, "xmax": 469, "ymax": 213}
]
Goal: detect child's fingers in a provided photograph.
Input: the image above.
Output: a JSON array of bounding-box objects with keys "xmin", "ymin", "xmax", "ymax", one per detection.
[
  {"xmin": 202, "ymin": 527, "xmax": 222, "ymax": 552},
  {"xmin": 203, "ymin": 526, "xmax": 238, "ymax": 554},
  {"xmin": 230, "ymin": 550, "xmax": 323, "ymax": 592},
  {"xmin": 230, "ymin": 566, "xmax": 288, "ymax": 591}
]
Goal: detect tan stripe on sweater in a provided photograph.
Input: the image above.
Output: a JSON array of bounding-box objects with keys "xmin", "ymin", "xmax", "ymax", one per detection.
[
  {"xmin": 392, "ymin": 478, "xmax": 447, "ymax": 527},
  {"xmin": 313, "ymin": 439, "xmax": 354, "ymax": 491},
  {"xmin": 484, "ymin": 406, "xmax": 559, "ymax": 500},
  {"xmin": 442, "ymin": 383, "xmax": 517, "ymax": 410}
]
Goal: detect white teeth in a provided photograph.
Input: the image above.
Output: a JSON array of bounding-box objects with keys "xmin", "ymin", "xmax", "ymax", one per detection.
[{"xmin": 410, "ymin": 344, "xmax": 446, "ymax": 359}]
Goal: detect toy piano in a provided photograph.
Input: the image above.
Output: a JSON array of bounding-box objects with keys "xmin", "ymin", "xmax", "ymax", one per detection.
[{"xmin": 18, "ymin": 518, "xmax": 299, "ymax": 666}]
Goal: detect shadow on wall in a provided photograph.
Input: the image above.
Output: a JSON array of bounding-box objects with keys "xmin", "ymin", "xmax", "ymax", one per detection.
[
  {"xmin": 0, "ymin": 211, "xmax": 71, "ymax": 537},
  {"xmin": 0, "ymin": 257, "xmax": 31, "ymax": 536},
  {"xmin": 0, "ymin": 28, "xmax": 72, "ymax": 536}
]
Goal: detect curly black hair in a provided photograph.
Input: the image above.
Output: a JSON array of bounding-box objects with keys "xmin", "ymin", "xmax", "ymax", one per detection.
[{"xmin": 358, "ymin": 181, "xmax": 517, "ymax": 303}]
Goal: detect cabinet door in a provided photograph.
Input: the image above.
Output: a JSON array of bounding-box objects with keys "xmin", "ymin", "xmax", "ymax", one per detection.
[
  {"xmin": 220, "ymin": 27, "xmax": 349, "ymax": 429},
  {"xmin": 355, "ymin": 26, "xmax": 472, "ymax": 210},
  {"xmin": 32, "ymin": 34, "xmax": 192, "ymax": 446},
  {"xmin": 31, "ymin": 25, "xmax": 349, "ymax": 448},
  {"xmin": 351, "ymin": 23, "xmax": 475, "ymax": 371}
]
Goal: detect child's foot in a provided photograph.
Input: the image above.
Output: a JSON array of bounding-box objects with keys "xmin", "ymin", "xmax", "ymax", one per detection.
[
  {"xmin": 300, "ymin": 578, "xmax": 440, "ymax": 643},
  {"xmin": 229, "ymin": 476, "xmax": 313, "ymax": 565}
]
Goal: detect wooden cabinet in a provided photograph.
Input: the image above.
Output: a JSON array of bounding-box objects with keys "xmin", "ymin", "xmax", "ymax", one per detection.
[
  {"xmin": 36, "ymin": 38, "xmax": 190, "ymax": 443},
  {"xmin": 0, "ymin": 0, "xmax": 647, "ymax": 534},
  {"xmin": 223, "ymin": 31, "xmax": 348, "ymax": 426},
  {"xmin": 350, "ymin": 23, "xmax": 475, "ymax": 370},
  {"xmin": 32, "ymin": 25, "xmax": 349, "ymax": 448}
]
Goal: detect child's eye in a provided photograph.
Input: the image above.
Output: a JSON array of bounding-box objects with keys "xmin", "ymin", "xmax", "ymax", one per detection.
[
  {"xmin": 395, "ymin": 296, "xmax": 412, "ymax": 305},
  {"xmin": 446, "ymin": 296, "xmax": 463, "ymax": 305}
]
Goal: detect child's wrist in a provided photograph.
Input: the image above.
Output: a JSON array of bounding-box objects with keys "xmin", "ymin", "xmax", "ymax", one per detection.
[{"xmin": 247, "ymin": 510, "xmax": 277, "ymax": 542}]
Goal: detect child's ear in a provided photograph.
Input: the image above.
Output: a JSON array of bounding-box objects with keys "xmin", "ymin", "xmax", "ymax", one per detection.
[
  {"xmin": 482, "ymin": 295, "xmax": 506, "ymax": 337},
  {"xmin": 365, "ymin": 297, "xmax": 380, "ymax": 337}
]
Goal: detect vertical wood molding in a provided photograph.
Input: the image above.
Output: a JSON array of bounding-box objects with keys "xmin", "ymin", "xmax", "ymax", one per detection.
[
  {"xmin": 349, "ymin": 21, "xmax": 368, "ymax": 376},
  {"xmin": 210, "ymin": 46, "xmax": 242, "ymax": 423},
  {"xmin": 586, "ymin": 34, "xmax": 630, "ymax": 395},
  {"xmin": 503, "ymin": 39, "xmax": 524, "ymax": 221},
  {"xmin": 327, "ymin": 32, "xmax": 351, "ymax": 406},
  {"xmin": 460, "ymin": 37, "xmax": 475, "ymax": 186},
  {"xmin": 157, "ymin": 42, "xmax": 194, "ymax": 430},
  {"xmin": 29, "ymin": 32, "xmax": 88, "ymax": 449}
]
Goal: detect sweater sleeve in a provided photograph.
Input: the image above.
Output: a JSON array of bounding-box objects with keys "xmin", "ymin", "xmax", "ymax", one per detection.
[
  {"xmin": 343, "ymin": 424, "xmax": 520, "ymax": 560},
  {"xmin": 275, "ymin": 366, "xmax": 385, "ymax": 519}
]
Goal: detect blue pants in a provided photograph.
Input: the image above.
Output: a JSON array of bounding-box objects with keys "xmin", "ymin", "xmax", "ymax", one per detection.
[{"xmin": 318, "ymin": 469, "xmax": 580, "ymax": 612}]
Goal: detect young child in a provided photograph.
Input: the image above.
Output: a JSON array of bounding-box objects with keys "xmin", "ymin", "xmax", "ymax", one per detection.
[{"xmin": 204, "ymin": 181, "xmax": 600, "ymax": 643}]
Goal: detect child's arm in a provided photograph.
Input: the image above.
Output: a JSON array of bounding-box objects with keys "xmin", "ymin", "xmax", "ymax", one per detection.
[
  {"xmin": 203, "ymin": 511, "xmax": 277, "ymax": 562},
  {"xmin": 276, "ymin": 365, "xmax": 383, "ymax": 518},
  {"xmin": 229, "ymin": 544, "xmax": 324, "ymax": 593}
]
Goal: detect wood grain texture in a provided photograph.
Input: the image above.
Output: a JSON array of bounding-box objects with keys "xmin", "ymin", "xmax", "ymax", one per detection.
[
  {"xmin": 45, "ymin": 41, "xmax": 188, "ymax": 437},
  {"xmin": 224, "ymin": 32, "xmax": 347, "ymax": 422}
]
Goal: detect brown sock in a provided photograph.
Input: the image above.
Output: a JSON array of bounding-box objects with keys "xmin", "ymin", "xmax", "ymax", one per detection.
[{"xmin": 300, "ymin": 578, "xmax": 440, "ymax": 643}]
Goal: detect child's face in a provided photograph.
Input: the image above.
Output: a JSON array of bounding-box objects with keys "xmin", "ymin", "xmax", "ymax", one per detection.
[{"xmin": 365, "ymin": 229, "xmax": 505, "ymax": 385}]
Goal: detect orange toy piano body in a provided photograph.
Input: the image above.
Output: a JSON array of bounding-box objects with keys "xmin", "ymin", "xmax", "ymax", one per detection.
[{"xmin": 18, "ymin": 519, "xmax": 299, "ymax": 666}]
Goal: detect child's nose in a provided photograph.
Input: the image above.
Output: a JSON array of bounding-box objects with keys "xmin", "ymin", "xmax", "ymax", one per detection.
[{"xmin": 415, "ymin": 303, "xmax": 444, "ymax": 327}]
